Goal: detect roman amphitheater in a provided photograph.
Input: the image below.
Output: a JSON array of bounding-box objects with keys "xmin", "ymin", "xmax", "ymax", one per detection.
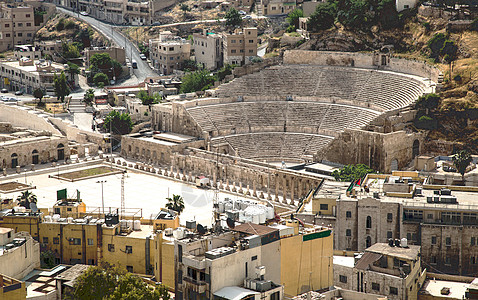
[{"xmin": 120, "ymin": 50, "xmax": 440, "ymax": 205}]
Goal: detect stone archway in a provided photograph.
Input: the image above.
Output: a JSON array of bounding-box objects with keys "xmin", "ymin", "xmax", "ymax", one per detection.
[
  {"xmin": 57, "ymin": 144, "xmax": 65, "ymax": 161},
  {"xmin": 412, "ymin": 139, "xmax": 420, "ymax": 158},
  {"xmin": 32, "ymin": 149, "xmax": 39, "ymax": 164}
]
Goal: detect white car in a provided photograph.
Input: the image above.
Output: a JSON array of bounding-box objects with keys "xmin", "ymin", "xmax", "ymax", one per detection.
[
  {"xmin": 80, "ymin": 11, "xmax": 89, "ymax": 16},
  {"xmin": 242, "ymin": 15, "xmax": 252, "ymax": 19},
  {"xmin": 239, "ymin": 10, "xmax": 246, "ymax": 15}
]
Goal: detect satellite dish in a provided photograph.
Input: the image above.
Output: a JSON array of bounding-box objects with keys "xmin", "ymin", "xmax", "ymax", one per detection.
[
  {"xmin": 30, "ymin": 202, "xmax": 38, "ymax": 213},
  {"xmin": 197, "ymin": 224, "xmax": 206, "ymax": 235},
  {"xmin": 226, "ymin": 217, "xmax": 235, "ymax": 229}
]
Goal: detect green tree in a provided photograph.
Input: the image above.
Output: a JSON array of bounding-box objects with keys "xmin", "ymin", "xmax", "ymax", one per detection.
[
  {"xmin": 427, "ymin": 33, "xmax": 447, "ymax": 59},
  {"xmin": 180, "ymin": 69, "xmax": 216, "ymax": 93},
  {"xmin": 83, "ymin": 88, "xmax": 95, "ymax": 105},
  {"xmin": 376, "ymin": 0, "xmax": 399, "ymax": 29},
  {"xmin": 225, "ymin": 8, "xmax": 242, "ymax": 27},
  {"xmin": 337, "ymin": 0, "xmax": 370, "ymax": 30},
  {"xmin": 165, "ymin": 194, "xmax": 185, "ymax": 215},
  {"xmin": 180, "ymin": 3, "xmax": 191, "ymax": 11},
  {"xmin": 66, "ymin": 62, "xmax": 80, "ymax": 81},
  {"xmin": 286, "ymin": 8, "xmax": 304, "ymax": 29},
  {"xmin": 307, "ymin": 1, "xmax": 337, "ymax": 32},
  {"xmin": 61, "ymin": 42, "xmax": 80, "ymax": 59},
  {"xmin": 68, "ymin": 262, "xmax": 169, "ymax": 300},
  {"xmin": 332, "ymin": 164, "xmax": 375, "ymax": 182},
  {"xmin": 56, "ymin": 18, "xmax": 65, "ymax": 31},
  {"xmin": 453, "ymin": 150, "xmax": 472, "ymax": 184},
  {"xmin": 33, "ymin": 88, "xmax": 44, "ymax": 106},
  {"xmin": 217, "ymin": 64, "xmax": 235, "ymax": 81},
  {"xmin": 16, "ymin": 191, "xmax": 37, "ymax": 209},
  {"xmin": 137, "ymin": 90, "xmax": 157, "ymax": 105},
  {"xmin": 103, "ymin": 110, "xmax": 133, "ymax": 135},
  {"xmin": 90, "ymin": 53, "xmax": 122, "ymax": 80},
  {"xmin": 415, "ymin": 93, "xmax": 440, "ymax": 113},
  {"xmin": 40, "ymin": 250, "xmax": 58, "ymax": 269},
  {"xmin": 94, "ymin": 72, "xmax": 109, "ymax": 86},
  {"xmin": 53, "ymin": 71, "xmax": 70, "ymax": 102}
]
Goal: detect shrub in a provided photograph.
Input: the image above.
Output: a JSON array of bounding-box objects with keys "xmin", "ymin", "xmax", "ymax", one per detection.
[
  {"xmin": 56, "ymin": 18, "xmax": 65, "ymax": 31},
  {"xmin": 65, "ymin": 20, "xmax": 76, "ymax": 29},
  {"xmin": 419, "ymin": 115, "xmax": 432, "ymax": 121}
]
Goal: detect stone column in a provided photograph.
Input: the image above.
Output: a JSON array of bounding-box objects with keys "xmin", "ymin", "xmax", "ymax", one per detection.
[
  {"xmin": 274, "ymin": 176, "xmax": 279, "ymax": 202},
  {"xmin": 252, "ymin": 180, "xmax": 257, "ymax": 197},
  {"xmin": 282, "ymin": 176, "xmax": 288, "ymax": 204},
  {"xmin": 290, "ymin": 179, "xmax": 295, "ymax": 206},
  {"xmin": 225, "ymin": 179, "xmax": 230, "ymax": 191},
  {"xmin": 232, "ymin": 182, "xmax": 237, "ymax": 193},
  {"xmin": 238, "ymin": 182, "xmax": 243, "ymax": 194}
]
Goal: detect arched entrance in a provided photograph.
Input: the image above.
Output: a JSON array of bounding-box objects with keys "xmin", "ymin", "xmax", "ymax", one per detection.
[
  {"xmin": 11, "ymin": 153, "xmax": 18, "ymax": 168},
  {"xmin": 57, "ymin": 144, "xmax": 65, "ymax": 161},
  {"xmin": 32, "ymin": 149, "xmax": 39, "ymax": 164},
  {"xmin": 412, "ymin": 140, "xmax": 420, "ymax": 158},
  {"xmin": 366, "ymin": 236, "xmax": 372, "ymax": 248}
]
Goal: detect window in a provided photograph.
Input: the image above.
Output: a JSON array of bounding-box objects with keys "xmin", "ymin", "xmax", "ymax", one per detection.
[
  {"xmin": 427, "ymin": 213, "xmax": 433, "ymax": 219},
  {"xmin": 43, "ymin": 237, "xmax": 48, "ymax": 244},
  {"xmin": 18, "ymin": 23, "xmax": 23, "ymax": 27},
  {"xmin": 67, "ymin": 208, "xmax": 72, "ymax": 211},
  {"xmin": 231, "ymin": 39, "xmax": 236, "ymax": 43},
  {"xmin": 431, "ymin": 236, "xmax": 437, "ymax": 245},
  {"xmin": 270, "ymin": 291, "xmax": 280, "ymax": 300},
  {"xmin": 366, "ymin": 216, "xmax": 372, "ymax": 229},
  {"xmin": 387, "ymin": 213, "xmax": 393, "ymax": 222},
  {"xmin": 125, "ymin": 246, "xmax": 133, "ymax": 254},
  {"xmin": 188, "ymin": 267, "xmax": 197, "ymax": 279},
  {"xmin": 88, "ymin": 239, "xmax": 94, "ymax": 246},
  {"xmin": 249, "ymin": 49, "xmax": 254, "ymax": 53},
  {"xmin": 231, "ymin": 49, "xmax": 236, "ymax": 53},
  {"xmin": 53, "ymin": 237, "xmax": 59, "ymax": 244},
  {"xmin": 70, "ymin": 238, "xmax": 81, "ymax": 245},
  {"xmin": 339, "ymin": 275, "xmax": 347, "ymax": 283},
  {"xmin": 346, "ymin": 229, "xmax": 351, "ymax": 237},
  {"xmin": 251, "ymin": 255, "xmax": 257, "ymax": 261},
  {"xmin": 387, "ymin": 231, "xmax": 392, "ymax": 239},
  {"xmin": 404, "ymin": 209, "xmax": 423, "ymax": 221},
  {"xmin": 26, "ymin": 14, "xmax": 30, "ymax": 17},
  {"xmin": 445, "ymin": 256, "xmax": 451, "ymax": 265},
  {"xmin": 431, "ymin": 256, "xmax": 437, "ymax": 264},
  {"xmin": 320, "ymin": 204, "xmax": 328, "ymax": 210},
  {"xmin": 472, "ymin": 237, "xmax": 476, "ymax": 246},
  {"xmin": 346, "ymin": 211, "xmax": 352, "ymax": 218},
  {"xmin": 5, "ymin": 24, "xmax": 9, "ymax": 28},
  {"xmin": 372, "ymin": 283, "xmax": 380, "ymax": 291},
  {"xmin": 7, "ymin": 232, "xmax": 10, "ymax": 238},
  {"xmin": 390, "ymin": 287, "xmax": 398, "ymax": 295},
  {"xmin": 471, "ymin": 256, "xmax": 476, "ymax": 265},
  {"xmin": 126, "ymin": 265, "xmax": 133, "ymax": 272},
  {"xmin": 446, "ymin": 237, "xmax": 451, "ymax": 246},
  {"xmin": 108, "ymin": 244, "xmax": 115, "ymax": 252},
  {"xmin": 5, "ymin": 34, "xmax": 10, "ymax": 38},
  {"xmin": 442, "ymin": 211, "xmax": 461, "ymax": 224},
  {"xmin": 26, "ymin": 23, "xmax": 31, "ymax": 27}
]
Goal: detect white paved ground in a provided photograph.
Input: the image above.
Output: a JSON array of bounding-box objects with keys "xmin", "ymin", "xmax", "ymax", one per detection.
[{"xmin": 3, "ymin": 166, "xmax": 256, "ymax": 227}]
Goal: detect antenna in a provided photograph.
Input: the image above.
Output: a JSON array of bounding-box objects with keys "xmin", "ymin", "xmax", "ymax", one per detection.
[
  {"xmin": 197, "ymin": 224, "xmax": 206, "ymax": 235},
  {"xmin": 30, "ymin": 202, "xmax": 38, "ymax": 213},
  {"xmin": 226, "ymin": 217, "xmax": 235, "ymax": 229}
]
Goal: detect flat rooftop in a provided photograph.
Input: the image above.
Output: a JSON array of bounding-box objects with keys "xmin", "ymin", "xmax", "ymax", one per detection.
[
  {"xmin": 333, "ymin": 255, "xmax": 355, "ymax": 268},
  {"xmin": 420, "ymin": 279, "xmax": 469, "ymax": 299},
  {"xmin": 366, "ymin": 243, "xmax": 420, "ymax": 261}
]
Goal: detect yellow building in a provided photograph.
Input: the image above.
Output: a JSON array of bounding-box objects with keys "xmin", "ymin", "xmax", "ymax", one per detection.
[
  {"xmin": 52, "ymin": 199, "xmax": 86, "ymax": 218},
  {"xmin": 0, "ymin": 274, "xmax": 26, "ymax": 300}
]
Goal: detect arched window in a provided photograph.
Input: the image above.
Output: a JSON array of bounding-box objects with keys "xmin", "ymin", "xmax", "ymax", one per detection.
[
  {"xmin": 32, "ymin": 149, "xmax": 39, "ymax": 164},
  {"xmin": 11, "ymin": 153, "xmax": 18, "ymax": 168},
  {"xmin": 366, "ymin": 216, "xmax": 372, "ymax": 229},
  {"xmin": 57, "ymin": 143, "xmax": 65, "ymax": 161}
]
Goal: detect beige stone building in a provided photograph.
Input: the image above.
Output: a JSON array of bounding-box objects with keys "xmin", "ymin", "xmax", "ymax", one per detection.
[
  {"xmin": 223, "ymin": 28, "xmax": 258, "ymax": 66},
  {"xmin": 85, "ymin": 46, "xmax": 127, "ymax": 66},
  {"xmin": 0, "ymin": 228, "xmax": 40, "ymax": 280},
  {"xmin": 0, "ymin": 122, "xmax": 70, "ymax": 169},
  {"xmin": 0, "ymin": 58, "xmax": 76, "ymax": 94},
  {"xmin": 149, "ymin": 32, "xmax": 191, "ymax": 75},
  {"xmin": 334, "ymin": 243, "xmax": 426, "ymax": 300},
  {"xmin": 193, "ymin": 30, "xmax": 223, "ymax": 70},
  {"xmin": 257, "ymin": 0, "xmax": 296, "ymax": 16},
  {"xmin": 0, "ymin": 3, "xmax": 38, "ymax": 52}
]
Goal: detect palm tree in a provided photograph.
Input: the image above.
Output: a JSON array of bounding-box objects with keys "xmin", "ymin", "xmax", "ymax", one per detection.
[
  {"xmin": 17, "ymin": 190, "xmax": 37, "ymax": 209},
  {"xmin": 165, "ymin": 194, "xmax": 185, "ymax": 215}
]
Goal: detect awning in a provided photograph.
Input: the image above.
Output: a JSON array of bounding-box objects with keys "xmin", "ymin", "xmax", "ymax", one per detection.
[{"xmin": 213, "ymin": 286, "xmax": 259, "ymax": 300}]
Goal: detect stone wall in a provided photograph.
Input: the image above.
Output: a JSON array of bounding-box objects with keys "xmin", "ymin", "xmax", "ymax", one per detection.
[
  {"xmin": 318, "ymin": 129, "xmax": 424, "ymax": 173},
  {"xmin": 48, "ymin": 117, "xmax": 107, "ymax": 151},
  {"xmin": 151, "ymin": 103, "xmax": 204, "ymax": 138},
  {"xmin": 0, "ymin": 105, "xmax": 60, "ymax": 134},
  {"xmin": 283, "ymin": 50, "xmax": 441, "ymax": 83}
]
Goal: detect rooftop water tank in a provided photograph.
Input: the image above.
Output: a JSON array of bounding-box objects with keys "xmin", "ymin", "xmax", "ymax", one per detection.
[{"xmin": 134, "ymin": 220, "xmax": 141, "ymax": 230}]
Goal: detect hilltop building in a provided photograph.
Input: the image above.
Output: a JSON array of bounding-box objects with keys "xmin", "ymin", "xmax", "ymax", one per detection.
[{"xmin": 149, "ymin": 32, "xmax": 191, "ymax": 75}]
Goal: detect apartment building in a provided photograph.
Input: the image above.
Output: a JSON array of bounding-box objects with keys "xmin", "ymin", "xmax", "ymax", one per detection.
[
  {"xmin": 257, "ymin": 0, "xmax": 296, "ymax": 16},
  {"xmin": 0, "ymin": 58, "xmax": 76, "ymax": 94},
  {"xmin": 0, "ymin": 199, "xmax": 179, "ymax": 285},
  {"xmin": 149, "ymin": 32, "xmax": 191, "ymax": 75},
  {"xmin": 13, "ymin": 44, "xmax": 41, "ymax": 60},
  {"xmin": 0, "ymin": 3, "xmax": 38, "ymax": 52},
  {"xmin": 175, "ymin": 220, "xmax": 333, "ymax": 299},
  {"xmin": 0, "ymin": 228, "xmax": 40, "ymax": 280},
  {"xmin": 298, "ymin": 171, "xmax": 478, "ymax": 277},
  {"xmin": 193, "ymin": 30, "xmax": 223, "ymax": 70},
  {"xmin": 75, "ymin": 0, "xmax": 176, "ymax": 25},
  {"xmin": 334, "ymin": 242, "xmax": 426, "ymax": 300},
  {"xmin": 223, "ymin": 28, "xmax": 257, "ymax": 66}
]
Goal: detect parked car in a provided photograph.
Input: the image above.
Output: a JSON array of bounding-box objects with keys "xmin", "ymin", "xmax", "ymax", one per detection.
[
  {"xmin": 239, "ymin": 10, "xmax": 246, "ymax": 15},
  {"xmin": 1, "ymin": 96, "xmax": 9, "ymax": 101},
  {"xmin": 1, "ymin": 88, "xmax": 8, "ymax": 93},
  {"xmin": 139, "ymin": 54, "xmax": 147, "ymax": 60},
  {"xmin": 14, "ymin": 90, "xmax": 23, "ymax": 96},
  {"xmin": 242, "ymin": 15, "xmax": 252, "ymax": 19},
  {"xmin": 6, "ymin": 97, "xmax": 17, "ymax": 102},
  {"xmin": 151, "ymin": 22, "xmax": 161, "ymax": 26},
  {"xmin": 132, "ymin": 60, "xmax": 138, "ymax": 68},
  {"xmin": 80, "ymin": 11, "xmax": 89, "ymax": 16}
]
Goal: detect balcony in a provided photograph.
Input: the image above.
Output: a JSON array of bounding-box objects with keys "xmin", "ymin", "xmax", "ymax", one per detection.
[
  {"xmin": 183, "ymin": 277, "xmax": 207, "ymax": 293},
  {"xmin": 183, "ymin": 254, "xmax": 206, "ymax": 270}
]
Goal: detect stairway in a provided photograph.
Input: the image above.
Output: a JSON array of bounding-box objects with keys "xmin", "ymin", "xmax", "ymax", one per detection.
[{"xmin": 68, "ymin": 97, "xmax": 86, "ymax": 113}]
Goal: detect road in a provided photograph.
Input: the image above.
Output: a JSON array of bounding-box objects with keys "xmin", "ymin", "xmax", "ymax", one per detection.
[{"xmin": 57, "ymin": 7, "xmax": 157, "ymax": 84}]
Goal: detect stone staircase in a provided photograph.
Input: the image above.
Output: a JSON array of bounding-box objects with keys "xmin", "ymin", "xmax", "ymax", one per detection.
[{"xmin": 68, "ymin": 97, "xmax": 86, "ymax": 113}]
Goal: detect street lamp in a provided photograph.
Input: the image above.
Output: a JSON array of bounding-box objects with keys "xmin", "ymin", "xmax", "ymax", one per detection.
[{"xmin": 96, "ymin": 180, "xmax": 107, "ymax": 216}]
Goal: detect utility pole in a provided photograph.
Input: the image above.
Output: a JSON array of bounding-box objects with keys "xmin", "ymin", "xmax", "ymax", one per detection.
[{"xmin": 96, "ymin": 180, "xmax": 107, "ymax": 216}]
